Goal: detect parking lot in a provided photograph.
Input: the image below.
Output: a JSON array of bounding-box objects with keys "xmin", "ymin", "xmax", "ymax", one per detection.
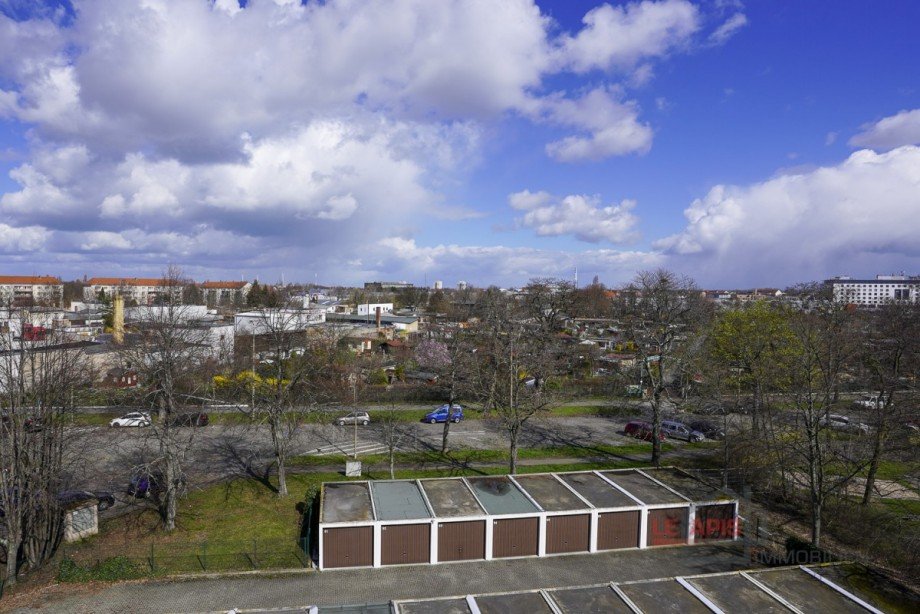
[{"xmin": 61, "ymin": 408, "xmax": 708, "ymax": 501}]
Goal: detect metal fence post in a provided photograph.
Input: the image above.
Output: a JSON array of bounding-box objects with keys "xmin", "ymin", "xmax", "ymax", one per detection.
[{"xmin": 200, "ymin": 542, "xmax": 207, "ymax": 571}]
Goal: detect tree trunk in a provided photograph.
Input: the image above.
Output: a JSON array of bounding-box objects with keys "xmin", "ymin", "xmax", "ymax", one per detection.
[
  {"xmin": 811, "ymin": 497, "xmax": 822, "ymax": 547},
  {"xmin": 862, "ymin": 425, "xmax": 886, "ymax": 505},
  {"xmin": 277, "ymin": 457, "xmax": 288, "ymax": 497},
  {"xmin": 441, "ymin": 418, "xmax": 451, "ymax": 454},
  {"xmin": 4, "ymin": 536, "xmax": 20, "ymax": 585},
  {"xmin": 509, "ymin": 427, "xmax": 519, "ymax": 475},
  {"xmin": 389, "ymin": 449, "xmax": 395, "ymax": 479},
  {"xmin": 650, "ymin": 390, "xmax": 662, "ymax": 466}
]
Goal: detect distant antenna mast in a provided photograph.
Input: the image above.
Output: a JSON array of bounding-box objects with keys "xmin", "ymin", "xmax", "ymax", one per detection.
[{"xmin": 574, "ymin": 267, "xmax": 578, "ymax": 288}]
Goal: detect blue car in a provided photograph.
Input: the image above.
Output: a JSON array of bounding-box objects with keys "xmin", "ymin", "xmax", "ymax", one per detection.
[{"xmin": 422, "ymin": 404, "xmax": 463, "ymax": 424}]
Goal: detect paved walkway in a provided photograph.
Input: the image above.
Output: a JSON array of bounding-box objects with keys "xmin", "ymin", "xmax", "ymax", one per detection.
[{"xmin": 10, "ymin": 543, "xmax": 755, "ymax": 613}]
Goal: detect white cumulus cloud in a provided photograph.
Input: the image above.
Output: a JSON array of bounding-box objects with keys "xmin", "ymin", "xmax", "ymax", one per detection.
[
  {"xmin": 849, "ymin": 109, "xmax": 920, "ymax": 150},
  {"xmin": 654, "ymin": 146, "xmax": 920, "ymax": 285},
  {"xmin": 509, "ymin": 190, "xmax": 640, "ymax": 244}
]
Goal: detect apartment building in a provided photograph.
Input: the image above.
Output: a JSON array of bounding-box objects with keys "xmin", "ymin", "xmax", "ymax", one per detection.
[
  {"xmin": 201, "ymin": 280, "xmax": 252, "ymax": 306},
  {"xmin": 83, "ymin": 277, "xmax": 181, "ymax": 305},
  {"xmin": 0, "ymin": 275, "xmax": 63, "ymax": 307},
  {"xmin": 827, "ymin": 274, "xmax": 919, "ymax": 307}
]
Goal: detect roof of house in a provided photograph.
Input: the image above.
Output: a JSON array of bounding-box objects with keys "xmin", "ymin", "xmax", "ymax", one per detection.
[
  {"xmin": 201, "ymin": 281, "xmax": 249, "ymax": 289},
  {"xmin": 87, "ymin": 277, "xmax": 169, "ymax": 287},
  {"xmin": 0, "ymin": 275, "xmax": 62, "ymax": 285}
]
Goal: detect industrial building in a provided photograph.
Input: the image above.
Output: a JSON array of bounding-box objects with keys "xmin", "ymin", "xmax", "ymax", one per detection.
[{"xmin": 317, "ymin": 468, "xmax": 738, "ymax": 570}]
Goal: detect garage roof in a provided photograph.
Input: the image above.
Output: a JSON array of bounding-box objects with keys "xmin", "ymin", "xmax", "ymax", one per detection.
[
  {"xmin": 466, "ymin": 476, "xmax": 540, "ymax": 515},
  {"xmin": 558, "ymin": 472, "xmax": 639, "ymax": 509},
  {"xmin": 321, "ymin": 482, "xmax": 374, "ymax": 523},
  {"xmin": 601, "ymin": 470, "xmax": 688, "ymax": 505},
  {"xmin": 420, "ymin": 478, "xmax": 484, "ymax": 517},
  {"xmin": 370, "ymin": 481, "xmax": 431, "ymax": 521},
  {"xmin": 512, "ymin": 474, "xmax": 590, "ymax": 512}
]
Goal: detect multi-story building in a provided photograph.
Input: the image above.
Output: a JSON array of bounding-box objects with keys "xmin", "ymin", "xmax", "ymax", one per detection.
[
  {"xmin": 827, "ymin": 274, "xmax": 919, "ymax": 307},
  {"xmin": 0, "ymin": 275, "xmax": 63, "ymax": 307},
  {"xmin": 201, "ymin": 281, "xmax": 252, "ymax": 307},
  {"xmin": 83, "ymin": 277, "xmax": 181, "ymax": 305},
  {"xmin": 364, "ymin": 281, "xmax": 414, "ymax": 292}
]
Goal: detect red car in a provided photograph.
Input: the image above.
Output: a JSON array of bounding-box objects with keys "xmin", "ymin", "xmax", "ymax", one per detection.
[{"xmin": 624, "ymin": 420, "xmax": 665, "ymax": 441}]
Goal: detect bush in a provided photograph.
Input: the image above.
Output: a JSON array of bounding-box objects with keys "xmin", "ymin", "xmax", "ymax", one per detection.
[{"xmin": 58, "ymin": 556, "xmax": 146, "ymax": 582}]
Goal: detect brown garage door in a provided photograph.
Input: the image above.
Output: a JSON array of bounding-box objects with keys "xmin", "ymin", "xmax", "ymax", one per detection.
[
  {"xmin": 492, "ymin": 517, "xmax": 539, "ymax": 558},
  {"xmin": 322, "ymin": 526, "xmax": 373, "ymax": 568},
  {"xmin": 438, "ymin": 520, "xmax": 485, "ymax": 562},
  {"xmin": 695, "ymin": 504, "xmax": 736, "ymax": 540},
  {"xmin": 545, "ymin": 514, "xmax": 590, "ymax": 554},
  {"xmin": 381, "ymin": 523, "xmax": 430, "ymax": 565},
  {"xmin": 597, "ymin": 510, "xmax": 640, "ymax": 550},
  {"xmin": 647, "ymin": 507, "xmax": 689, "ymax": 546}
]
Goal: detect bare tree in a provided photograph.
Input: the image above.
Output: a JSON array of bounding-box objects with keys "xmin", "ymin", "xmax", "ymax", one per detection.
[
  {"xmin": 117, "ymin": 266, "xmax": 210, "ymax": 530},
  {"xmin": 617, "ymin": 269, "xmax": 707, "ymax": 465},
  {"xmin": 467, "ymin": 291, "xmax": 559, "ymax": 473},
  {"xmin": 378, "ymin": 408, "xmax": 410, "ymax": 479},
  {"xmin": 220, "ymin": 299, "xmax": 333, "ymax": 496},
  {"xmin": 860, "ymin": 302, "xmax": 919, "ymax": 504},
  {"xmin": 781, "ymin": 304, "xmax": 867, "ymax": 546},
  {"xmin": 0, "ymin": 315, "xmax": 86, "ymax": 584}
]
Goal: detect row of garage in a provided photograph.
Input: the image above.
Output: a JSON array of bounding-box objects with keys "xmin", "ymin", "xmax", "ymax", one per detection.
[{"xmin": 318, "ymin": 468, "xmax": 738, "ymax": 570}]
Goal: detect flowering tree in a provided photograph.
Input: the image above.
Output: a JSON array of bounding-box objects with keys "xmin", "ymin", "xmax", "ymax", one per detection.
[{"xmin": 415, "ymin": 338, "xmax": 464, "ymax": 453}]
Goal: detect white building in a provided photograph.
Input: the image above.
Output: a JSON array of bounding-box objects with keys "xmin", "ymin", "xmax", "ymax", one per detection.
[
  {"xmin": 234, "ymin": 308, "xmax": 326, "ymax": 335},
  {"xmin": 433, "ymin": 280, "xmax": 443, "ymax": 290},
  {"xmin": 827, "ymin": 274, "xmax": 919, "ymax": 307},
  {"xmin": 84, "ymin": 277, "xmax": 182, "ymax": 305},
  {"xmin": 356, "ymin": 302, "xmax": 394, "ymax": 316},
  {"xmin": 0, "ymin": 276, "xmax": 63, "ymax": 307}
]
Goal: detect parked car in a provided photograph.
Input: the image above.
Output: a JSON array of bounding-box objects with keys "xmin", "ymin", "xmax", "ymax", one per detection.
[
  {"xmin": 109, "ymin": 412, "xmax": 151, "ymax": 428},
  {"xmin": 688, "ymin": 420, "xmax": 725, "ymax": 440},
  {"xmin": 170, "ymin": 412, "xmax": 209, "ymax": 427},
  {"xmin": 1, "ymin": 413, "xmax": 44, "ymax": 433},
  {"xmin": 336, "ymin": 411, "xmax": 370, "ymax": 426},
  {"xmin": 853, "ymin": 395, "xmax": 881, "ymax": 409},
  {"xmin": 661, "ymin": 420, "xmax": 705, "ymax": 442},
  {"xmin": 128, "ymin": 473, "xmax": 157, "ymax": 498},
  {"xmin": 57, "ymin": 490, "xmax": 116, "ymax": 511},
  {"xmin": 624, "ymin": 420, "xmax": 665, "ymax": 441},
  {"xmin": 423, "ymin": 404, "xmax": 463, "ymax": 424},
  {"xmin": 819, "ymin": 414, "xmax": 870, "ymax": 435}
]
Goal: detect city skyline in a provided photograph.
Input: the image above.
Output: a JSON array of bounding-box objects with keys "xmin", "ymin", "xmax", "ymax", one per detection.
[{"xmin": 1, "ymin": 1, "xmax": 919, "ymax": 287}]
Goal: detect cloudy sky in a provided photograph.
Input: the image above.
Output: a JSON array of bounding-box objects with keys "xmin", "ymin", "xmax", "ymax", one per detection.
[{"xmin": 1, "ymin": 0, "xmax": 919, "ymax": 288}]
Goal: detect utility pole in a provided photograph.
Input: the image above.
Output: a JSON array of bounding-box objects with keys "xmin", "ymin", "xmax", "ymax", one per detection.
[{"xmin": 353, "ymin": 376, "xmax": 358, "ymax": 459}]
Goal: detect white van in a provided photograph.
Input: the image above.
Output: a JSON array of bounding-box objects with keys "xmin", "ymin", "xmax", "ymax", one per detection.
[{"xmin": 661, "ymin": 420, "xmax": 705, "ymax": 442}]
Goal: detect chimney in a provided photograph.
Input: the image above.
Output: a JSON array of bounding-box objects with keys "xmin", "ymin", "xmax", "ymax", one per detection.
[
  {"xmin": 113, "ymin": 295, "xmax": 124, "ymax": 344},
  {"xmin": 376, "ymin": 306, "xmax": 382, "ymax": 329}
]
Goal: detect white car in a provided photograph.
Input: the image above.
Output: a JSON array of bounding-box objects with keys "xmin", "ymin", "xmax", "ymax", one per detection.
[
  {"xmin": 853, "ymin": 396, "xmax": 881, "ymax": 409},
  {"xmin": 110, "ymin": 412, "xmax": 151, "ymax": 428}
]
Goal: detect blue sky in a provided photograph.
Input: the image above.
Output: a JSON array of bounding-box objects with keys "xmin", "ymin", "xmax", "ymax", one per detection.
[{"xmin": 1, "ymin": 0, "xmax": 918, "ymax": 288}]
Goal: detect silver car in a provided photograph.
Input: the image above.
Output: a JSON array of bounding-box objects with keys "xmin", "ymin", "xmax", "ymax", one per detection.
[
  {"xmin": 336, "ymin": 411, "xmax": 370, "ymax": 426},
  {"xmin": 661, "ymin": 420, "xmax": 705, "ymax": 442}
]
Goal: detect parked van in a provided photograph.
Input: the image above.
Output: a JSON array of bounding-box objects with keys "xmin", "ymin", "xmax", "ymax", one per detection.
[{"xmin": 661, "ymin": 420, "xmax": 705, "ymax": 442}]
